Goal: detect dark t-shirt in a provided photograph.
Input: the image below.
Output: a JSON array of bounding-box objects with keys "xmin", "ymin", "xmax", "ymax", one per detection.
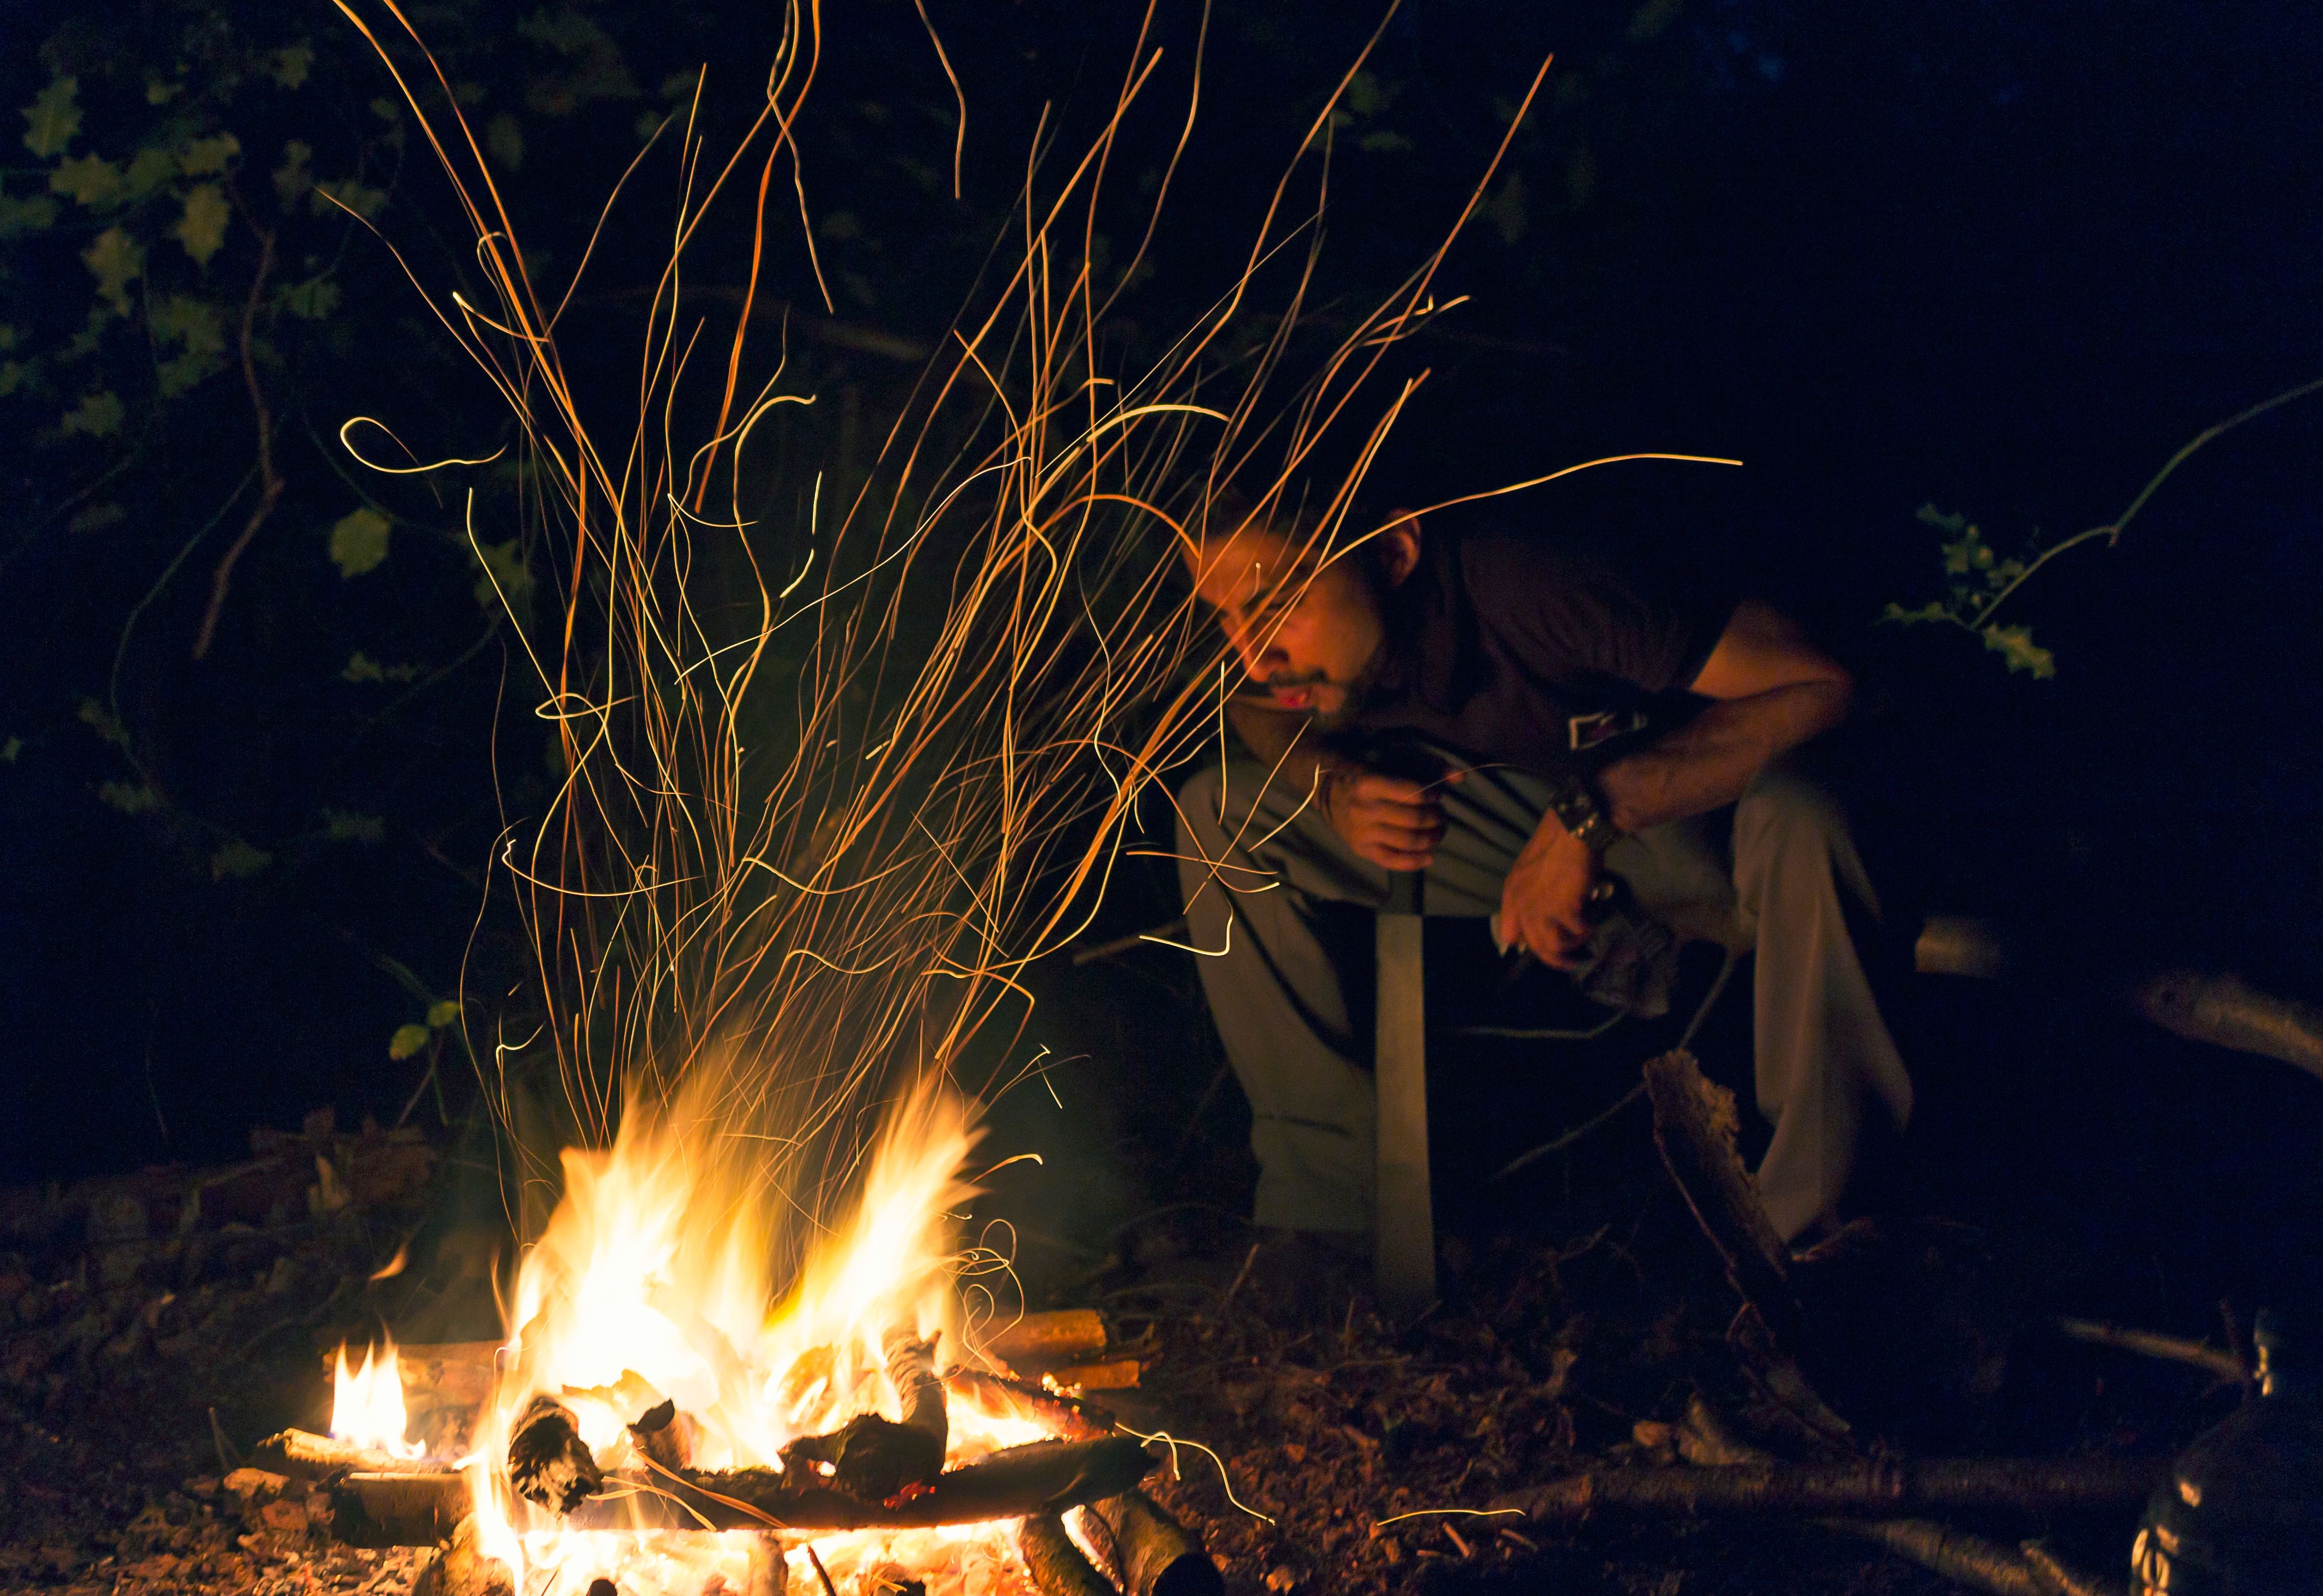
[{"xmin": 1341, "ymin": 522, "xmax": 1739, "ymax": 778}]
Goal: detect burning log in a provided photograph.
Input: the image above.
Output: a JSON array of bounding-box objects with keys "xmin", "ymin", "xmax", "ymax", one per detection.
[
  {"xmin": 255, "ymin": 1428, "xmax": 446, "ymax": 1478},
  {"xmin": 1081, "ymin": 1488, "xmax": 1225, "ymax": 1596},
  {"xmin": 508, "ymin": 1394, "xmax": 603, "ymax": 1513},
  {"xmin": 944, "ymin": 1366, "xmax": 1115, "ymax": 1439},
  {"xmin": 563, "ymin": 1435, "xmax": 1158, "ymax": 1532},
  {"xmin": 1017, "ymin": 1513, "xmax": 1115, "ymax": 1596},
  {"xmin": 774, "ymin": 1327, "xmax": 948, "ymax": 1501},
  {"xmin": 1501, "ymin": 1453, "xmax": 2165, "ymax": 1524},
  {"xmin": 983, "ymin": 1309, "xmax": 1108, "ymax": 1371},
  {"xmin": 628, "ymin": 1397, "xmax": 694, "ymax": 1473}
]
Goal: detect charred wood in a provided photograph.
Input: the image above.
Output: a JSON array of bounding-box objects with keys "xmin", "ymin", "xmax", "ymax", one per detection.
[
  {"xmin": 1503, "ymin": 1454, "xmax": 2165, "ymax": 1524},
  {"xmin": 508, "ymin": 1394, "xmax": 603, "ymax": 1513},
  {"xmin": 628, "ymin": 1397, "xmax": 694, "ymax": 1473},
  {"xmin": 562, "ymin": 1435, "xmax": 1157, "ymax": 1532},
  {"xmin": 1018, "ymin": 1513, "xmax": 1118, "ymax": 1596},
  {"xmin": 1082, "ymin": 1488, "xmax": 1224, "ymax": 1596}
]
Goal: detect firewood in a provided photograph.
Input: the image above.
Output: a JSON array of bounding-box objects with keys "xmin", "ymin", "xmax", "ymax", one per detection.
[
  {"xmin": 1502, "ymin": 1454, "xmax": 2165, "ymax": 1524},
  {"xmin": 887, "ymin": 1328, "xmax": 948, "ymax": 1453},
  {"xmin": 2049, "ymin": 1316, "xmax": 2247, "ymax": 1383},
  {"xmin": 561, "ymin": 1435, "xmax": 1158, "ymax": 1532},
  {"xmin": 982, "ymin": 1309, "xmax": 1108, "ymax": 1369},
  {"xmin": 944, "ymin": 1366, "xmax": 1116, "ymax": 1439},
  {"xmin": 334, "ymin": 1470, "xmax": 469, "ymax": 1547},
  {"xmin": 507, "ymin": 1394, "xmax": 603, "ymax": 1513},
  {"xmin": 2129, "ymin": 969, "xmax": 2323, "ymax": 1084},
  {"xmin": 1643, "ymin": 1051, "xmax": 1807, "ymax": 1356},
  {"xmin": 415, "ymin": 1513, "xmax": 514, "ymax": 1596},
  {"xmin": 1018, "ymin": 1513, "xmax": 1118, "ymax": 1596},
  {"xmin": 1082, "ymin": 1487, "xmax": 1225, "ymax": 1596},
  {"xmin": 255, "ymin": 1428, "xmax": 446, "ymax": 1479},
  {"xmin": 628, "ymin": 1397, "xmax": 693, "ymax": 1473}
]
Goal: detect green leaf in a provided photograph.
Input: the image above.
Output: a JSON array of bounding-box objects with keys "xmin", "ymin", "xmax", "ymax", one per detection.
[
  {"xmin": 266, "ymin": 42, "xmax": 316, "ymax": 91},
  {"xmin": 49, "ymin": 154, "xmax": 123, "ymax": 208},
  {"xmin": 97, "ymin": 779, "xmax": 160, "ymax": 814},
  {"xmin": 67, "ymin": 501, "xmax": 126, "ymax": 533},
  {"xmin": 0, "ymin": 361, "xmax": 25, "ymax": 398},
  {"xmin": 1343, "ymin": 69, "xmax": 1389, "ymax": 118},
  {"xmin": 472, "ymin": 537, "xmax": 535, "ymax": 617},
  {"xmin": 0, "ymin": 736, "xmax": 20, "ymax": 763},
  {"xmin": 209, "ymin": 839, "xmax": 273, "ymax": 879},
  {"xmin": 151, "ymin": 294, "xmax": 227, "ymax": 354},
  {"xmin": 388, "ymin": 1023, "xmax": 432, "ymax": 1060},
  {"xmin": 1487, "ymin": 170, "xmax": 1528, "ymax": 246},
  {"xmin": 1356, "ymin": 130, "xmax": 1414, "ymax": 154},
  {"xmin": 156, "ymin": 347, "xmax": 225, "ymax": 397},
  {"xmin": 179, "ymin": 132, "xmax": 241, "ymax": 177},
  {"xmin": 309, "ymin": 177, "xmax": 387, "ymax": 220},
  {"xmin": 1915, "ymin": 504, "xmax": 1968, "ymax": 534},
  {"xmin": 76, "ymin": 697, "xmax": 131, "ymax": 750},
  {"xmin": 122, "ymin": 146, "xmax": 178, "ymax": 201},
  {"xmin": 23, "ymin": 78, "xmax": 81, "ymax": 158},
  {"xmin": 273, "ymin": 140, "xmax": 313, "ymax": 209},
  {"xmin": 0, "ymin": 190, "xmax": 59, "ymax": 240},
  {"xmin": 1881, "ymin": 600, "xmax": 1956, "ymax": 627},
  {"xmin": 425, "ymin": 998, "xmax": 461, "ymax": 1028},
  {"xmin": 59, "ymin": 389, "xmax": 126, "ymax": 438},
  {"xmin": 145, "ymin": 77, "xmax": 184, "ymax": 107},
  {"xmin": 280, "ymin": 274, "xmax": 341, "ymax": 320},
  {"xmin": 1981, "ymin": 623, "xmax": 2057, "ymax": 680},
  {"xmin": 323, "ymin": 808, "xmax": 385, "ymax": 843},
  {"xmin": 1627, "ymin": 0, "xmax": 1683, "ymax": 42},
  {"xmin": 174, "ymin": 183, "xmax": 230, "ymax": 265},
  {"xmin": 328, "ymin": 506, "xmax": 392, "ymax": 578},
  {"xmin": 342, "ymin": 651, "xmax": 422, "ymax": 683},
  {"xmin": 82, "ymin": 227, "xmax": 143, "ymax": 315}
]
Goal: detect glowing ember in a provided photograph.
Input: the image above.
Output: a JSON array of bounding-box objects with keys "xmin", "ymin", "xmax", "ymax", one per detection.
[
  {"xmin": 455, "ymin": 1079, "xmax": 1068, "ymax": 1593},
  {"xmin": 331, "ymin": 1336, "xmax": 424, "ymax": 1460}
]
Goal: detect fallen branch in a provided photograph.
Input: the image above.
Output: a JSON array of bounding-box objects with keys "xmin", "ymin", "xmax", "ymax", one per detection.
[
  {"xmin": 2050, "ymin": 1316, "xmax": 2246, "ymax": 1383},
  {"xmin": 2128, "ymin": 969, "xmax": 2323, "ymax": 1084},
  {"xmin": 1643, "ymin": 1051, "xmax": 1807, "ymax": 1355},
  {"xmin": 945, "ymin": 1366, "xmax": 1117, "ymax": 1439},
  {"xmin": 508, "ymin": 1394, "xmax": 603, "ymax": 1513},
  {"xmin": 1501, "ymin": 1454, "xmax": 2164, "ymax": 1524},
  {"xmin": 1018, "ymin": 1512, "xmax": 1117, "ymax": 1596}
]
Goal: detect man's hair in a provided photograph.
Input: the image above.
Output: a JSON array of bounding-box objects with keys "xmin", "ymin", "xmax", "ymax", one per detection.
[{"xmin": 1190, "ymin": 480, "xmax": 1392, "ymax": 590}]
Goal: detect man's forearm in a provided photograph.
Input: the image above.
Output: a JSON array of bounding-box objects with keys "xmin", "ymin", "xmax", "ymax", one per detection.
[{"xmin": 1595, "ymin": 679, "xmax": 1852, "ymax": 833}]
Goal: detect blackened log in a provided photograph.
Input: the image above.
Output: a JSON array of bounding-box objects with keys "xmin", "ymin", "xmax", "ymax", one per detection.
[
  {"xmin": 508, "ymin": 1394, "xmax": 603, "ymax": 1513},
  {"xmin": 256, "ymin": 1428, "xmax": 448, "ymax": 1479},
  {"xmin": 1083, "ymin": 1489, "xmax": 1224, "ymax": 1596},
  {"xmin": 565, "ymin": 1436, "xmax": 1155, "ymax": 1532},
  {"xmin": 1503, "ymin": 1454, "xmax": 2165, "ymax": 1525},
  {"xmin": 1643, "ymin": 1051, "xmax": 1807, "ymax": 1356},
  {"xmin": 628, "ymin": 1398, "xmax": 694, "ymax": 1473},
  {"xmin": 1018, "ymin": 1513, "xmax": 1117, "ymax": 1596}
]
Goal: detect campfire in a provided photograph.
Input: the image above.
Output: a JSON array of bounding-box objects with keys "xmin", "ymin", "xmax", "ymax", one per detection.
[{"xmin": 262, "ymin": 1082, "xmax": 1216, "ymax": 1596}]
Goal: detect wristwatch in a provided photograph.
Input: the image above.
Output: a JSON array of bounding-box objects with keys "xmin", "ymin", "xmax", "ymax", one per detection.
[{"xmin": 1544, "ymin": 772, "xmax": 1621, "ymax": 857}]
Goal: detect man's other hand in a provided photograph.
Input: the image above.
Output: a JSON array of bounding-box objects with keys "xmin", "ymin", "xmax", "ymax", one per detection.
[
  {"xmin": 1321, "ymin": 766, "xmax": 1449, "ymax": 871},
  {"xmin": 1499, "ymin": 816, "xmax": 1599, "ymax": 968}
]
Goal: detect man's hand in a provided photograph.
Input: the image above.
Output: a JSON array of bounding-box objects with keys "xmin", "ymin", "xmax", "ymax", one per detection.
[
  {"xmin": 1499, "ymin": 815, "xmax": 1600, "ymax": 969},
  {"xmin": 1321, "ymin": 765, "xmax": 1449, "ymax": 871}
]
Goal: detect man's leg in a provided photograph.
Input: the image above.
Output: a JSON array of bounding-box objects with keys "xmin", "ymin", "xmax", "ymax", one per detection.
[
  {"xmin": 1731, "ymin": 758, "xmax": 1915, "ymax": 1243},
  {"xmin": 1174, "ymin": 759, "xmax": 1525, "ymax": 1234}
]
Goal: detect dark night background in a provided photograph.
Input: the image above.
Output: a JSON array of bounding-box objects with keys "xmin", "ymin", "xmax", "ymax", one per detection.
[{"xmin": 4, "ymin": 1, "xmax": 2320, "ymax": 1326}]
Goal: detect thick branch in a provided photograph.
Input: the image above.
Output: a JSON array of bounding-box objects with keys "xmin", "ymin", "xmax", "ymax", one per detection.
[
  {"xmin": 1082, "ymin": 1488, "xmax": 1224, "ymax": 1596},
  {"xmin": 1018, "ymin": 1513, "xmax": 1117, "ymax": 1596},
  {"xmin": 1502, "ymin": 1455, "xmax": 2164, "ymax": 1524}
]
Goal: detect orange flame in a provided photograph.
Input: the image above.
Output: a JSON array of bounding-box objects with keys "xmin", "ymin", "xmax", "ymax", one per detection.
[{"xmin": 330, "ymin": 1336, "xmax": 423, "ymax": 1460}]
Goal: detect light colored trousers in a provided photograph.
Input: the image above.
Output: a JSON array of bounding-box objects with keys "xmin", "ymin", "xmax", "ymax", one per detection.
[{"xmin": 1173, "ymin": 751, "xmax": 1913, "ymax": 1242}]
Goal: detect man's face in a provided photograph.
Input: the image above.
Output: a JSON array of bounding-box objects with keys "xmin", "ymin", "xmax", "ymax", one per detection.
[{"xmin": 1190, "ymin": 521, "xmax": 1386, "ymax": 725}]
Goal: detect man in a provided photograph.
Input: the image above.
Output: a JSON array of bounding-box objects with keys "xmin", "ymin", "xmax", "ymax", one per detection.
[{"xmin": 1173, "ymin": 486, "xmax": 1912, "ymax": 1246}]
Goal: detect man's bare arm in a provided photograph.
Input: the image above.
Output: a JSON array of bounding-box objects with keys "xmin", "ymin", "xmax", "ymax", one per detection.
[{"xmin": 1595, "ymin": 598, "xmax": 1854, "ymax": 833}]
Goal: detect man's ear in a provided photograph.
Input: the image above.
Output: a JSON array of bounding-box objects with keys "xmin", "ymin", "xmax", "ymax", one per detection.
[{"xmin": 1379, "ymin": 510, "xmax": 1422, "ymax": 586}]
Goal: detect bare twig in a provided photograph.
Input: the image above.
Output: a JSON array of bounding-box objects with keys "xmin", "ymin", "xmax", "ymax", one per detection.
[
  {"xmin": 192, "ymin": 213, "xmax": 283, "ymax": 661},
  {"xmin": 2050, "ymin": 1315, "xmax": 2247, "ymax": 1383}
]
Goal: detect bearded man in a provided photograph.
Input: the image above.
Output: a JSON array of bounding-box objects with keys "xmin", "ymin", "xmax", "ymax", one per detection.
[{"xmin": 1174, "ymin": 484, "xmax": 1913, "ymax": 1249}]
